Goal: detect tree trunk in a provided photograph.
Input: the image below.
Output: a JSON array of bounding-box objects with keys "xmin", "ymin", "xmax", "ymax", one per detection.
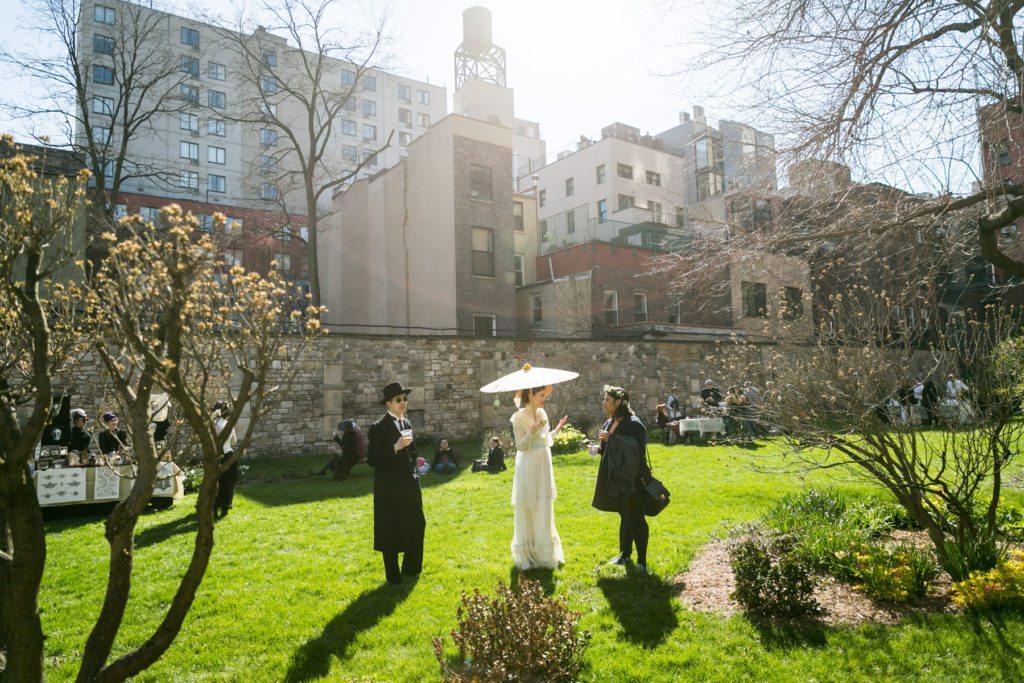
[
  {"xmin": 0, "ymin": 473, "xmax": 47, "ymax": 682},
  {"xmin": 306, "ymin": 181, "xmax": 321, "ymax": 311}
]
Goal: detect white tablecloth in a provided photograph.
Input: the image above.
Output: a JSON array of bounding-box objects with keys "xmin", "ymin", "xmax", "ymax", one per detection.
[{"xmin": 675, "ymin": 418, "xmax": 726, "ymax": 434}]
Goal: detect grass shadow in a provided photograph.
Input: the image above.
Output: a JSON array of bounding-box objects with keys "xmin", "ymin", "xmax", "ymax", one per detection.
[
  {"xmin": 510, "ymin": 566, "xmax": 558, "ymax": 596},
  {"xmin": 964, "ymin": 608, "xmax": 1024, "ymax": 681},
  {"xmin": 134, "ymin": 512, "xmax": 198, "ymax": 549},
  {"xmin": 597, "ymin": 573, "xmax": 678, "ymax": 648},
  {"xmin": 745, "ymin": 614, "xmax": 828, "ymax": 650},
  {"xmin": 283, "ymin": 578, "xmax": 417, "ymax": 682}
]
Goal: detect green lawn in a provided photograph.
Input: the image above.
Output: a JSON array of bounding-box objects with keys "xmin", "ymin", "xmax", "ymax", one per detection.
[{"xmin": 40, "ymin": 441, "xmax": 1024, "ymax": 682}]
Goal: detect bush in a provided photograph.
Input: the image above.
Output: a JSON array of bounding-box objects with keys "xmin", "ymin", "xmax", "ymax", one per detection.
[
  {"xmin": 951, "ymin": 549, "xmax": 1024, "ymax": 609},
  {"xmin": 729, "ymin": 533, "xmax": 820, "ymax": 618},
  {"xmin": 550, "ymin": 424, "xmax": 587, "ymax": 455},
  {"xmin": 432, "ymin": 577, "xmax": 590, "ymax": 682},
  {"xmin": 942, "ymin": 527, "xmax": 1006, "ymax": 582},
  {"xmin": 182, "ymin": 465, "xmax": 203, "ymax": 494},
  {"xmin": 851, "ymin": 543, "xmax": 939, "ymax": 602}
]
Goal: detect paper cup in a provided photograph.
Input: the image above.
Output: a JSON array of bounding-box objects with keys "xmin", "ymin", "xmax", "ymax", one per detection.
[{"xmin": 401, "ymin": 429, "xmax": 414, "ymax": 440}]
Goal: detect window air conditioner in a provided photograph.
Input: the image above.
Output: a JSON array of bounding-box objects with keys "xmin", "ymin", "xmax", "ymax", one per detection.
[
  {"xmin": 190, "ymin": 130, "xmax": 199, "ymax": 137},
  {"xmin": 190, "ymin": 159, "xmax": 199, "ymax": 165}
]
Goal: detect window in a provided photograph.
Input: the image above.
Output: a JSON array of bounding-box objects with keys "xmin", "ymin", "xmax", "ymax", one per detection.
[
  {"xmin": 565, "ymin": 177, "xmax": 574, "ymax": 196},
  {"xmin": 362, "ymin": 74, "xmax": 376, "ymax": 91},
  {"xmin": 261, "ymin": 182, "xmax": 279, "ymax": 200},
  {"xmin": 596, "ymin": 164, "xmax": 605, "ymax": 184},
  {"xmin": 181, "ymin": 27, "xmax": 199, "ymax": 49},
  {"xmin": 742, "ymin": 281, "xmax": 767, "ymax": 318},
  {"xmin": 668, "ymin": 302, "xmax": 681, "ymax": 324},
  {"xmin": 473, "ymin": 315, "xmax": 496, "ymax": 338},
  {"xmin": 194, "ymin": 214, "xmax": 211, "ymax": 232},
  {"xmin": 299, "ymin": 226, "xmax": 309, "ymax": 242},
  {"xmin": 646, "ymin": 170, "xmax": 661, "ymax": 186},
  {"xmin": 515, "ymin": 254, "xmax": 525, "ymax": 286},
  {"xmin": 538, "ymin": 189, "xmax": 546, "ymax": 207},
  {"xmin": 397, "ymin": 84, "xmax": 411, "ymax": 101},
  {"xmin": 341, "ymin": 69, "xmax": 355, "ymax": 86},
  {"xmin": 208, "ymin": 90, "xmax": 226, "ymax": 109},
  {"xmin": 513, "ymin": 201, "xmax": 524, "ymax": 231},
  {"xmin": 469, "ymin": 164, "xmax": 492, "ymax": 201},
  {"xmin": 114, "ymin": 203, "xmax": 128, "ymax": 220},
  {"xmin": 208, "ymin": 174, "xmax": 226, "ymax": 193},
  {"xmin": 634, "ymin": 293, "xmax": 648, "ymax": 323},
  {"xmin": 94, "ymin": 34, "xmax": 114, "ymax": 55},
  {"xmin": 398, "ymin": 131, "xmax": 412, "ymax": 147},
  {"xmin": 93, "ymin": 64, "xmax": 114, "ymax": 85},
  {"xmin": 94, "ymin": 5, "xmax": 115, "ymax": 24},
  {"xmin": 180, "ymin": 112, "xmax": 199, "ymax": 132},
  {"xmin": 262, "ymin": 49, "xmax": 277, "ymax": 67},
  {"xmin": 179, "ymin": 141, "xmax": 199, "ymax": 162},
  {"xmin": 417, "ymin": 112, "xmax": 430, "ymax": 127},
  {"xmin": 363, "ymin": 150, "xmax": 378, "ymax": 168},
  {"xmin": 566, "ymin": 211, "xmax": 575, "ymax": 234},
  {"xmin": 208, "ymin": 146, "xmax": 226, "ymax": 164},
  {"xmin": 280, "ymin": 227, "xmax": 292, "ymax": 244},
  {"xmin": 180, "ymin": 84, "xmax": 199, "ymax": 104},
  {"xmin": 260, "ymin": 102, "xmax": 277, "ymax": 117},
  {"xmin": 260, "ymin": 128, "xmax": 277, "ymax": 146},
  {"xmin": 225, "ymin": 249, "xmax": 243, "ymax": 267},
  {"xmin": 604, "ymin": 290, "xmax": 618, "ymax": 325},
  {"xmin": 341, "ymin": 144, "xmax": 357, "ymax": 161},
  {"xmin": 362, "ymin": 123, "xmax": 377, "ymax": 141},
  {"xmin": 597, "ymin": 199, "xmax": 608, "ymax": 219},
  {"xmin": 471, "ymin": 227, "xmax": 494, "ymax": 276},
  {"xmin": 399, "ymin": 108, "xmax": 412, "ymax": 126},
  {"xmin": 997, "ymin": 140, "xmax": 1012, "ymax": 167},
  {"xmin": 260, "ymin": 75, "xmax": 279, "ymax": 94},
  {"xmin": 532, "ymin": 295, "xmax": 542, "ymax": 322},
  {"xmin": 783, "ymin": 286, "xmax": 803, "ymax": 320},
  {"xmin": 695, "ymin": 138, "xmax": 709, "ymax": 170},
  {"xmin": 225, "ymin": 216, "xmax": 243, "ymax": 233},
  {"xmin": 540, "ymin": 220, "xmax": 548, "ymax": 240},
  {"xmin": 259, "ymin": 154, "xmax": 277, "ymax": 173},
  {"xmin": 207, "ymin": 118, "xmax": 226, "ymax": 136},
  {"xmin": 617, "ymin": 163, "xmax": 633, "ymax": 179},
  {"xmin": 179, "ymin": 170, "xmax": 199, "ymax": 191},
  {"xmin": 341, "ymin": 119, "xmax": 356, "ymax": 136},
  {"xmin": 273, "ymin": 252, "xmax": 291, "ymax": 271},
  {"xmin": 180, "ymin": 56, "xmax": 199, "ymax": 77},
  {"xmin": 362, "ymin": 99, "xmax": 376, "ymax": 117},
  {"xmin": 617, "ymin": 194, "xmax": 634, "ymax": 210},
  {"xmin": 92, "ymin": 95, "xmax": 114, "ymax": 116},
  {"xmin": 417, "ymin": 89, "xmax": 430, "ymax": 105},
  {"xmin": 93, "ymin": 126, "xmax": 111, "ymax": 145},
  {"xmin": 208, "ymin": 62, "xmax": 226, "ymax": 81},
  {"xmin": 648, "ymin": 200, "xmax": 663, "ymax": 220},
  {"xmin": 102, "ymin": 160, "xmax": 114, "ymax": 178},
  {"xmin": 140, "ymin": 206, "xmax": 160, "ymax": 223}
]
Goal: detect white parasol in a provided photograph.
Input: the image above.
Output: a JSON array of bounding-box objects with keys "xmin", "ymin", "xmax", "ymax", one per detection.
[{"xmin": 479, "ymin": 363, "xmax": 579, "ymax": 393}]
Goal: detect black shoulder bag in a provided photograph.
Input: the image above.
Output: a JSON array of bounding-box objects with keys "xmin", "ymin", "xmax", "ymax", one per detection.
[{"xmin": 642, "ymin": 446, "xmax": 671, "ymax": 517}]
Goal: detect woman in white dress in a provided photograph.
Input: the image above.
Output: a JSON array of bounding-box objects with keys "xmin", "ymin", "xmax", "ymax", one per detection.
[{"xmin": 510, "ymin": 385, "xmax": 569, "ymax": 570}]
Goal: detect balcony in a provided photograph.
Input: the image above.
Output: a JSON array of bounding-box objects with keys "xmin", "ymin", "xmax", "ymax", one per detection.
[{"xmin": 540, "ymin": 207, "xmax": 697, "ymax": 253}]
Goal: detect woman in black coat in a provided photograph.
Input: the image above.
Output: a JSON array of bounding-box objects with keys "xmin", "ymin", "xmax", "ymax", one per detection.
[
  {"xmin": 367, "ymin": 382, "xmax": 425, "ymax": 586},
  {"xmin": 593, "ymin": 385, "xmax": 652, "ymax": 574}
]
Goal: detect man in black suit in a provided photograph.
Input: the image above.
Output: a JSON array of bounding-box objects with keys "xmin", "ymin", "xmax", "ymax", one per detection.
[{"xmin": 367, "ymin": 382, "xmax": 425, "ymax": 585}]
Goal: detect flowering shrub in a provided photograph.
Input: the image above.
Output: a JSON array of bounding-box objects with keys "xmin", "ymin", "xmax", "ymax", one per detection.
[
  {"xmin": 729, "ymin": 532, "xmax": 820, "ymax": 618},
  {"xmin": 433, "ymin": 577, "xmax": 590, "ymax": 682},
  {"xmin": 951, "ymin": 550, "xmax": 1024, "ymax": 609},
  {"xmin": 182, "ymin": 465, "xmax": 203, "ymax": 494},
  {"xmin": 850, "ymin": 543, "xmax": 938, "ymax": 602},
  {"xmin": 551, "ymin": 424, "xmax": 587, "ymax": 455}
]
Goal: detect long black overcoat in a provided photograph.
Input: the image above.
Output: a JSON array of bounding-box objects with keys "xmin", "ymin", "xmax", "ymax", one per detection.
[
  {"xmin": 592, "ymin": 415, "xmax": 651, "ymax": 513},
  {"xmin": 366, "ymin": 413, "xmax": 424, "ymax": 553}
]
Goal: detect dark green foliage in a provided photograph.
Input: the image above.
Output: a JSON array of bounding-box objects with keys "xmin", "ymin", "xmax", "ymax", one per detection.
[
  {"xmin": 182, "ymin": 465, "xmax": 203, "ymax": 494},
  {"xmin": 730, "ymin": 533, "xmax": 820, "ymax": 618},
  {"xmin": 432, "ymin": 577, "xmax": 591, "ymax": 682}
]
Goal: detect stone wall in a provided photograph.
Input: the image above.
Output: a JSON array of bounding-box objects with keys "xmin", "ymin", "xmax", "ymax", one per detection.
[{"xmin": 56, "ymin": 334, "xmax": 735, "ymax": 456}]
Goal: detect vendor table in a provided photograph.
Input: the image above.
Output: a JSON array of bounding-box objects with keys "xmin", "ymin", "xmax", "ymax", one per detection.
[{"xmin": 33, "ymin": 462, "xmax": 184, "ymax": 508}]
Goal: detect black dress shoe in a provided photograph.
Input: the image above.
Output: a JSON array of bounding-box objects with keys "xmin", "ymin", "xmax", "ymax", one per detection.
[{"xmin": 607, "ymin": 555, "xmax": 630, "ymax": 566}]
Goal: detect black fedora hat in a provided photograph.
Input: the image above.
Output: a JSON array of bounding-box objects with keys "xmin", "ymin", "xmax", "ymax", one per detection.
[{"xmin": 379, "ymin": 382, "xmax": 412, "ymax": 405}]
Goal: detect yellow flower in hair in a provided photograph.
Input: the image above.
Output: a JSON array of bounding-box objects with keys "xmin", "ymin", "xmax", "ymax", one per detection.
[{"xmin": 522, "ymin": 363, "xmax": 532, "ymax": 372}]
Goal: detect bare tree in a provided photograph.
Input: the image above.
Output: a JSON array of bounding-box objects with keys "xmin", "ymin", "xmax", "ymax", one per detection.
[
  {"xmin": 209, "ymin": 0, "xmax": 392, "ymax": 308},
  {"xmin": 709, "ymin": 280, "xmax": 1024, "ymax": 579},
  {"xmin": 685, "ymin": 0, "xmax": 1024, "ymax": 278},
  {"xmin": 1, "ymin": 0, "xmax": 189, "ymax": 227},
  {"xmin": 0, "ymin": 138, "xmax": 89, "ymax": 682},
  {"xmin": 72, "ymin": 207, "xmax": 322, "ymax": 682}
]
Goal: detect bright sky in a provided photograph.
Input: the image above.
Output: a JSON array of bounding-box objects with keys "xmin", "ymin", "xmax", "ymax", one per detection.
[{"xmin": 0, "ymin": 0, "xmax": 723, "ymax": 164}]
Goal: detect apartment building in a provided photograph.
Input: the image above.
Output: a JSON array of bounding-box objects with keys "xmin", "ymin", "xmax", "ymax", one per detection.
[{"xmin": 532, "ymin": 122, "xmax": 688, "ymax": 250}]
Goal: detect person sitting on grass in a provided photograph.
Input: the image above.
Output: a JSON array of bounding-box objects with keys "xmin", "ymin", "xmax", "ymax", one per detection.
[
  {"xmin": 432, "ymin": 438, "xmax": 458, "ymax": 474},
  {"xmin": 486, "ymin": 436, "xmax": 507, "ymax": 473}
]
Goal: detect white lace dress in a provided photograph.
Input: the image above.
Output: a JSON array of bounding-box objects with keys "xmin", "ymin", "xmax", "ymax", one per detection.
[{"xmin": 510, "ymin": 407, "xmax": 564, "ymax": 570}]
